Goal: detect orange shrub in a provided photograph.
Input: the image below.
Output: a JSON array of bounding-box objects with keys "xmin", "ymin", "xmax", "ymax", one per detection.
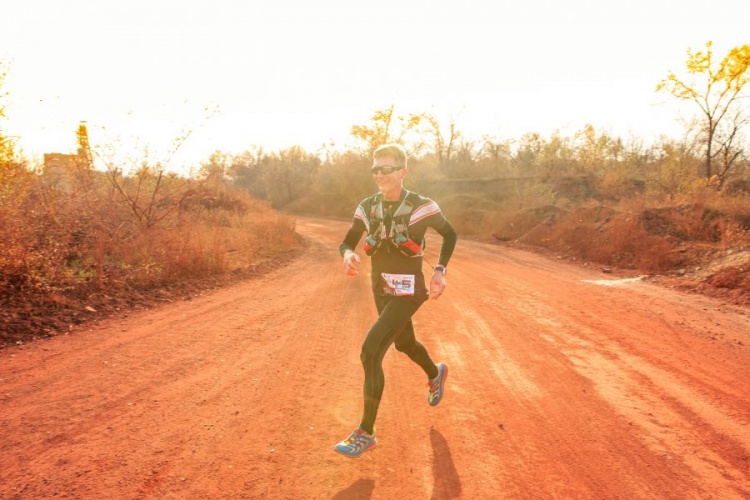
[{"xmin": 1, "ymin": 169, "xmax": 300, "ymax": 343}]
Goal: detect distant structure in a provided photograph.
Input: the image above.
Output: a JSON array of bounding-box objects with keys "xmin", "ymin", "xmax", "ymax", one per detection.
[{"xmin": 43, "ymin": 121, "xmax": 94, "ymax": 189}]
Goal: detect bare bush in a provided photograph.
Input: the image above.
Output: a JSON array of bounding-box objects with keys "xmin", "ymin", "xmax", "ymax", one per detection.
[{"xmin": 1, "ymin": 150, "xmax": 300, "ymax": 344}]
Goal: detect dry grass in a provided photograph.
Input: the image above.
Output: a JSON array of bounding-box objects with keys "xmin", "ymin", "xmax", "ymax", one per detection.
[
  {"xmin": 1, "ymin": 171, "xmax": 300, "ymax": 344},
  {"xmin": 434, "ymin": 182, "xmax": 750, "ymax": 281},
  {"xmin": 592, "ymin": 211, "xmax": 681, "ymax": 273}
]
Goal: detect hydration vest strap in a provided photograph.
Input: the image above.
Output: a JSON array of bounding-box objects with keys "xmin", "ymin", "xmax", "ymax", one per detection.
[
  {"xmin": 398, "ymin": 238, "xmax": 423, "ymax": 256},
  {"xmin": 364, "ymin": 222, "xmax": 382, "ymax": 256},
  {"xmin": 365, "ymin": 191, "xmax": 425, "ymax": 258}
]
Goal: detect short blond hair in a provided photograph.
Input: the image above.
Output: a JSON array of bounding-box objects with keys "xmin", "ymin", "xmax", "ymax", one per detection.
[{"xmin": 373, "ymin": 143, "xmax": 407, "ymax": 168}]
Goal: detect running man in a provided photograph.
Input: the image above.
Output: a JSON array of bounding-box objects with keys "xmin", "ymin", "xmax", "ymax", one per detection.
[{"xmin": 335, "ymin": 143, "xmax": 458, "ymax": 458}]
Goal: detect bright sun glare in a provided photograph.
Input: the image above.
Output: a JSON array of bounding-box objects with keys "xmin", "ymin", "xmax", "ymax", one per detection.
[{"xmin": 1, "ymin": 0, "xmax": 749, "ymax": 172}]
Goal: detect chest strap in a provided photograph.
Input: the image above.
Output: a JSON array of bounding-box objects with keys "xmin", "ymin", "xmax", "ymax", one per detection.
[{"xmin": 364, "ymin": 191, "xmax": 424, "ymax": 257}]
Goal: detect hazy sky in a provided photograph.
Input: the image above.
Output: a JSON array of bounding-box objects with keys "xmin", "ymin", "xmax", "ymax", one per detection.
[{"xmin": 1, "ymin": 0, "xmax": 749, "ymax": 169}]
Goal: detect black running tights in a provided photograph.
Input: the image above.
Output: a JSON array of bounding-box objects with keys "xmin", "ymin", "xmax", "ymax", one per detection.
[{"xmin": 359, "ymin": 295, "xmax": 439, "ymax": 435}]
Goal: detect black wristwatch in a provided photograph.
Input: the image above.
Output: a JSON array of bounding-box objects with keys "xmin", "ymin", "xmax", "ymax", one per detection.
[{"xmin": 434, "ymin": 265, "xmax": 447, "ymax": 275}]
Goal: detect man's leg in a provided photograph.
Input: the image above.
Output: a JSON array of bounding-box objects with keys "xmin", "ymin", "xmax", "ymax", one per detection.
[
  {"xmin": 393, "ymin": 320, "xmax": 439, "ymax": 380},
  {"xmin": 387, "ymin": 301, "xmax": 448, "ymax": 407},
  {"xmin": 359, "ymin": 296, "xmax": 422, "ymax": 434}
]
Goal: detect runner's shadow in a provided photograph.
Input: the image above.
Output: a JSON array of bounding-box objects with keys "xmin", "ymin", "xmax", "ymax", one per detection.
[
  {"xmin": 332, "ymin": 478, "xmax": 375, "ymax": 499},
  {"xmin": 430, "ymin": 427, "xmax": 462, "ymax": 500}
]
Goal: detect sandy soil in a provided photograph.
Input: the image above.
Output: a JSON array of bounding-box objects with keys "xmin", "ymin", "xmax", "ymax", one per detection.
[{"xmin": 1, "ymin": 216, "xmax": 749, "ymax": 499}]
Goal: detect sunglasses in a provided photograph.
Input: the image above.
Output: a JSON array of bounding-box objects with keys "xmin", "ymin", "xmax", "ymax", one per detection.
[{"xmin": 371, "ymin": 166, "xmax": 404, "ymax": 175}]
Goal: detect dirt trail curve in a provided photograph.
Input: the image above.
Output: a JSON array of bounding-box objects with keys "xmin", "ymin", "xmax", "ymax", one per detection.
[{"xmin": 1, "ymin": 217, "xmax": 749, "ymax": 499}]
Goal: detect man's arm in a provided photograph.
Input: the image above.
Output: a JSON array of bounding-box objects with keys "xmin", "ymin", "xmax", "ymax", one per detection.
[
  {"xmin": 339, "ymin": 225, "xmax": 364, "ymax": 257},
  {"xmin": 430, "ymin": 219, "xmax": 457, "ymax": 300},
  {"xmin": 340, "ymin": 218, "xmax": 366, "ymax": 276},
  {"xmin": 435, "ymin": 219, "xmax": 457, "ymax": 268}
]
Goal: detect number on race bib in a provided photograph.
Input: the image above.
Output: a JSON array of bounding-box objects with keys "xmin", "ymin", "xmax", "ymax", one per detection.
[{"xmin": 381, "ymin": 273, "xmax": 415, "ymax": 296}]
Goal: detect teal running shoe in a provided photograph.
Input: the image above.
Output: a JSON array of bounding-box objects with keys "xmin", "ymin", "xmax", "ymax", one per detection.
[
  {"xmin": 428, "ymin": 363, "xmax": 448, "ymax": 406},
  {"xmin": 334, "ymin": 426, "xmax": 377, "ymax": 458}
]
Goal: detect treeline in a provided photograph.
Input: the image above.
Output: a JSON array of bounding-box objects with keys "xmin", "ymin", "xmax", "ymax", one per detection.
[
  {"xmin": 201, "ymin": 116, "xmax": 750, "ymax": 218},
  {"xmin": 197, "ymin": 109, "xmax": 750, "ymax": 288},
  {"xmin": 205, "ymin": 40, "xmax": 750, "ymax": 220}
]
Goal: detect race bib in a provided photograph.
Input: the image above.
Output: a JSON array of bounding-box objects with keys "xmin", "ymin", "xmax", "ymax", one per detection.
[{"xmin": 381, "ymin": 273, "xmax": 415, "ymax": 296}]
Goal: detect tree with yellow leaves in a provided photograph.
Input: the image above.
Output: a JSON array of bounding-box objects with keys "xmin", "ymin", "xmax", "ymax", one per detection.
[
  {"xmin": 350, "ymin": 105, "xmax": 423, "ymax": 155},
  {"xmin": 0, "ymin": 60, "xmax": 14, "ymax": 166},
  {"xmin": 0, "ymin": 61, "xmax": 26, "ymax": 195},
  {"xmin": 657, "ymin": 42, "xmax": 750, "ymax": 186}
]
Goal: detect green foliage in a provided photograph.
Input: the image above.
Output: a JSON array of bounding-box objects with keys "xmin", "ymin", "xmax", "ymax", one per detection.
[
  {"xmin": 262, "ymin": 145, "xmax": 320, "ymax": 207},
  {"xmin": 310, "ymin": 150, "xmax": 371, "ymax": 214},
  {"xmin": 477, "ymin": 136, "xmax": 513, "ymax": 177},
  {"xmin": 572, "ymin": 124, "xmax": 618, "ymax": 174},
  {"xmin": 220, "ymin": 113, "xmax": 746, "ymax": 218},
  {"xmin": 198, "ymin": 146, "xmax": 321, "ymax": 209},
  {"xmin": 225, "ymin": 147, "xmax": 267, "ymax": 200}
]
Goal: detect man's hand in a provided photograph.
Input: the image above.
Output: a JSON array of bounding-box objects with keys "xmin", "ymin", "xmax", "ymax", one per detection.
[
  {"xmin": 430, "ymin": 270, "xmax": 446, "ymax": 299},
  {"xmin": 343, "ymin": 250, "xmax": 361, "ymax": 276}
]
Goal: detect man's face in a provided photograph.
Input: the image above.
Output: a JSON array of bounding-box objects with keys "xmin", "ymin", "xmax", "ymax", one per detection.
[{"xmin": 372, "ymin": 156, "xmax": 406, "ymax": 193}]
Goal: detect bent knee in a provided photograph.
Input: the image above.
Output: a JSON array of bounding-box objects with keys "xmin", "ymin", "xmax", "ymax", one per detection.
[{"xmin": 394, "ymin": 339, "xmax": 418, "ymax": 355}]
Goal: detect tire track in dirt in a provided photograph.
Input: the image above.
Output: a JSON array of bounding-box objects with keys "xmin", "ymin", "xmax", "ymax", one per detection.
[{"xmin": 451, "ymin": 247, "xmax": 749, "ymax": 499}]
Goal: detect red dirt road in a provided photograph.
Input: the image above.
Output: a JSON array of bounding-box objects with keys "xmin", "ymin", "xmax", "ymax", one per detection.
[{"xmin": 2, "ymin": 217, "xmax": 749, "ymax": 499}]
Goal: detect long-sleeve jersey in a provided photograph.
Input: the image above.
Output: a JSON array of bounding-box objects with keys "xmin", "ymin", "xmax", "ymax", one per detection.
[{"xmin": 339, "ymin": 190, "xmax": 458, "ymax": 300}]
